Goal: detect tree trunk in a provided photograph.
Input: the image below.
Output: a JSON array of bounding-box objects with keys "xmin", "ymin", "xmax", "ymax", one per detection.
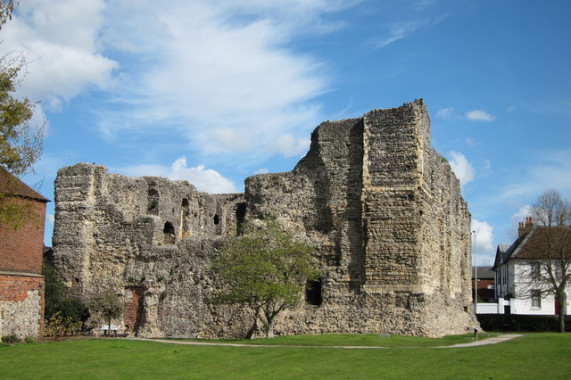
[
  {"xmin": 558, "ymin": 293, "xmax": 567, "ymax": 333},
  {"xmin": 265, "ymin": 317, "xmax": 275, "ymax": 339},
  {"xmin": 245, "ymin": 319, "xmax": 258, "ymax": 339}
]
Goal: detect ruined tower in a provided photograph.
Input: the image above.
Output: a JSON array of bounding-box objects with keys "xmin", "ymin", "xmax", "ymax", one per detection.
[{"xmin": 53, "ymin": 100, "xmax": 476, "ymax": 338}]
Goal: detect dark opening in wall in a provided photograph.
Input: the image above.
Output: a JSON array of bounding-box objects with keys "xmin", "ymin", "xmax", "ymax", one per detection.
[
  {"xmin": 147, "ymin": 187, "xmax": 159, "ymax": 215},
  {"xmin": 181, "ymin": 198, "xmax": 190, "ymax": 237},
  {"xmin": 306, "ymin": 279, "xmax": 322, "ymax": 306},
  {"xmin": 124, "ymin": 286, "xmax": 145, "ymax": 336},
  {"xmin": 235, "ymin": 202, "xmax": 246, "ymax": 235},
  {"xmin": 213, "ymin": 214, "xmax": 219, "ymax": 225},
  {"xmin": 163, "ymin": 221, "xmax": 175, "ymax": 245}
]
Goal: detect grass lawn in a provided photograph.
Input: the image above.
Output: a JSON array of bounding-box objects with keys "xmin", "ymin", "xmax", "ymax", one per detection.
[{"xmin": 1, "ymin": 333, "xmax": 570, "ymax": 379}]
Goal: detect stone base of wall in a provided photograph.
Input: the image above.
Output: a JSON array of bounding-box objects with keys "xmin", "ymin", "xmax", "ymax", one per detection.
[{"xmin": 0, "ymin": 273, "xmax": 44, "ymax": 338}]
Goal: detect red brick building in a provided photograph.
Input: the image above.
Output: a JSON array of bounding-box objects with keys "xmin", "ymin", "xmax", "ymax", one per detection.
[{"xmin": 0, "ymin": 168, "xmax": 48, "ymax": 339}]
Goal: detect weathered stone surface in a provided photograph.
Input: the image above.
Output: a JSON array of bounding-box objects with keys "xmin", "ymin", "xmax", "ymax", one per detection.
[{"xmin": 53, "ymin": 100, "xmax": 476, "ymax": 338}]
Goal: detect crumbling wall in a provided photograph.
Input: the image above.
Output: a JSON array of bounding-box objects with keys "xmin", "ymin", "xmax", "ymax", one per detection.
[
  {"xmin": 53, "ymin": 100, "xmax": 475, "ymax": 338},
  {"xmin": 53, "ymin": 164, "xmax": 248, "ymax": 337},
  {"xmin": 244, "ymin": 100, "xmax": 475, "ymax": 336}
]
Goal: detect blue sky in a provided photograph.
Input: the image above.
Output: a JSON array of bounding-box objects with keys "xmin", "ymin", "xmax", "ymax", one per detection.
[{"xmin": 2, "ymin": 0, "xmax": 570, "ymax": 266}]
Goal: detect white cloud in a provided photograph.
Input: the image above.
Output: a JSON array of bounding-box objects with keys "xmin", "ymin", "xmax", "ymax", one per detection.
[
  {"xmin": 435, "ymin": 107, "xmax": 456, "ymax": 119},
  {"xmin": 2, "ymin": 0, "xmax": 352, "ymax": 164},
  {"xmin": 0, "ymin": 0, "xmax": 117, "ymax": 109},
  {"xmin": 168, "ymin": 157, "xmax": 239, "ymax": 193},
  {"xmin": 512, "ymin": 205, "xmax": 531, "ymax": 225},
  {"xmin": 122, "ymin": 156, "xmax": 239, "ymax": 194},
  {"xmin": 376, "ymin": 20, "xmax": 422, "ymax": 48},
  {"xmin": 375, "ymin": 13, "xmax": 447, "ymax": 48},
  {"xmin": 448, "ymin": 151, "xmax": 475, "ymax": 188},
  {"xmin": 94, "ymin": 0, "xmax": 339, "ymax": 161},
  {"xmin": 471, "ymin": 219, "xmax": 495, "ymax": 265},
  {"xmin": 272, "ymin": 135, "xmax": 311, "ymax": 157},
  {"xmin": 494, "ymin": 150, "xmax": 571, "ymax": 205},
  {"xmin": 466, "ymin": 110, "xmax": 496, "ymax": 122}
]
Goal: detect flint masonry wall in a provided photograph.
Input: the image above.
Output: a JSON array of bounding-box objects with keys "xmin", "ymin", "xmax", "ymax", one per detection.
[
  {"xmin": 245, "ymin": 100, "xmax": 474, "ymax": 336},
  {"xmin": 53, "ymin": 100, "xmax": 476, "ymax": 338}
]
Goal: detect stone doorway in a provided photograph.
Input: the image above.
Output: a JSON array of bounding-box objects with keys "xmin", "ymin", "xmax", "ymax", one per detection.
[{"xmin": 124, "ymin": 287, "xmax": 145, "ymax": 336}]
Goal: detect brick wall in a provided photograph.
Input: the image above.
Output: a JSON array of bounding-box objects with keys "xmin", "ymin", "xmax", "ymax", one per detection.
[
  {"xmin": 0, "ymin": 197, "xmax": 46, "ymax": 274},
  {"xmin": 0, "ymin": 194, "xmax": 47, "ymax": 338}
]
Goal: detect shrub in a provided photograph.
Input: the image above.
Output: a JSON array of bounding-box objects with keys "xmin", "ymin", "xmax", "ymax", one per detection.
[
  {"xmin": 44, "ymin": 312, "xmax": 82, "ymax": 339},
  {"xmin": 56, "ymin": 298, "xmax": 90, "ymax": 324},
  {"xmin": 1, "ymin": 334, "xmax": 21, "ymax": 344}
]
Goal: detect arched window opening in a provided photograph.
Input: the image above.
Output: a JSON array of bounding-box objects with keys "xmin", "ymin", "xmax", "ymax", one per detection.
[
  {"xmin": 163, "ymin": 221, "xmax": 175, "ymax": 245},
  {"xmin": 213, "ymin": 214, "xmax": 219, "ymax": 225},
  {"xmin": 181, "ymin": 198, "xmax": 190, "ymax": 237},
  {"xmin": 236, "ymin": 202, "xmax": 246, "ymax": 235},
  {"xmin": 306, "ymin": 279, "xmax": 323, "ymax": 306},
  {"xmin": 147, "ymin": 187, "xmax": 159, "ymax": 215}
]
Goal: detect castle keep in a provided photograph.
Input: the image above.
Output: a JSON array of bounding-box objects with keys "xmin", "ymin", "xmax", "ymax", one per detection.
[{"xmin": 52, "ymin": 100, "xmax": 476, "ymax": 338}]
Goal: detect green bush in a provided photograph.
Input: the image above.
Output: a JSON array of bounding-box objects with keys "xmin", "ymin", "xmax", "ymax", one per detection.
[
  {"xmin": 44, "ymin": 312, "xmax": 82, "ymax": 339},
  {"xmin": 43, "ymin": 259, "xmax": 90, "ymax": 329},
  {"xmin": 1, "ymin": 334, "xmax": 21, "ymax": 344},
  {"xmin": 56, "ymin": 298, "xmax": 90, "ymax": 324}
]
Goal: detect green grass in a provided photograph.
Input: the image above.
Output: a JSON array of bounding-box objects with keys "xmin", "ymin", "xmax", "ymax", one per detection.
[{"xmin": 1, "ymin": 333, "xmax": 570, "ymax": 379}]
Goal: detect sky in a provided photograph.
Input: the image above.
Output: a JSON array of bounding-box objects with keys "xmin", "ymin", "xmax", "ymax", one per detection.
[{"xmin": 2, "ymin": 0, "xmax": 570, "ymax": 266}]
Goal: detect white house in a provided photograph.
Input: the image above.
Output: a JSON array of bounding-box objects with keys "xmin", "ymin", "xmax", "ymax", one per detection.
[{"xmin": 492, "ymin": 217, "xmax": 570, "ymax": 316}]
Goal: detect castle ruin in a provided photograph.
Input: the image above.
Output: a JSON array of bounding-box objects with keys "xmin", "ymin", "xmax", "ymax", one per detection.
[{"xmin": 52, "ymin": 100, "xmax": 476, "ymax": 338}]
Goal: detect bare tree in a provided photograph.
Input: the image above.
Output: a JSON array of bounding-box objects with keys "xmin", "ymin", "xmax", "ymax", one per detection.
[{"xmin": 525, "ymin": 190, "xmax": 571, "ymax": 332}]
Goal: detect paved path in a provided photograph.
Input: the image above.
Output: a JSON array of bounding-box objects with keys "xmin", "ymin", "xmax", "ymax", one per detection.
[
  {"xmin": 434, "ymin": 334, "xmax": 522, "ymax": 348},
  {"xmin": 128, "ymin": 334, "xmax": 522, "ymax": 350}
]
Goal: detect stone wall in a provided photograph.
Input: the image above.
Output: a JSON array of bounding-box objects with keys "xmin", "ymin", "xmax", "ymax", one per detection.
[
  {"xmin": 0, "ymin": 274, "xmax": 44, "ymax": 339},
  {"xmin": 52, "ymin": 100, "xmax": 476, "ymax": 338}
]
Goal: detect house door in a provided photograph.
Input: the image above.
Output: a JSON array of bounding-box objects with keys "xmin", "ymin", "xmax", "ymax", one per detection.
[{"xmin": 555, "ymin": 300, "xmax": 560, "ymax": 316}]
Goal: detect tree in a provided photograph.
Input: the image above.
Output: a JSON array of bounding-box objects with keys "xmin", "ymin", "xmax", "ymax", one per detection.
[
  {"xmin": 43, "ymin": 259, "xmax": 89, "ymax": 326},
  {"xmin": 89, "ymin": 292, "xmax": 124, "ymax": 336},
  {"xmin": 526, "ymin": 190, "xmax": 571, "ymax": 332},
  {"xmin": 0, "ymin": 0, "xmax": 44, "ymax": 227},
  {"xmin": 0, "ymin": 61, "xmax": 42, "ymax": 175},
  {"xmin": 210, "ymin": 219, "xmax": 320, "ymax": 338},
  {"xmin": 0, "ymin": 1, "xmax": 15, "ymax": 30}
]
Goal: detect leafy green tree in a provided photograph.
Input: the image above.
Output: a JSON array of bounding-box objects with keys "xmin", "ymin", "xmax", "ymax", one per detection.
[
  {"xmin": 42, "ymin": 259, "xmax": 66, "ymax": 318},
  {"xmin": 211, "ymin": 219, "xmax": 320, "ymax": 338},
  {"xmin": 0, "ymin": 62, "xmax": 42, "ymax": 175},
  {"xmin": 89, "ymin": 292, "xmax": 124, "ymax": 335},
  {"xmin": 43, "ymin": 259, "xmax": 90, "ymax": 333},
  {"xmin": 0, "ymin": 0, "xmax": 42, "ymax": 176},
  {"xmin": 0, "ymin": 0, "xmax": 44, "ymax": 228},
  {"xmin": 0, "ymin": 1, "xmax": 15, "ymax": 30}
]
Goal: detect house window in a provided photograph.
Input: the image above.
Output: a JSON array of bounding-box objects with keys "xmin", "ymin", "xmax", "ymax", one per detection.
[
  {"xmin": 531, "ymin": 290, "xmax": 541, "ymax": 308},
  {"xmin": 530, "ymin": 262, "xmax": 541, "ymax": 281}
]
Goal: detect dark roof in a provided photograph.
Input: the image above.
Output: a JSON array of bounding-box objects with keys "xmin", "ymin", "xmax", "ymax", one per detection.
[
  {"xmin": 0, "ymin": 167, "xmax": 49, "ymax": 202},
  {"xmin": 496, "ymin": 226, "xmax": 571, "ymax": 265},
  {"xmin": 473, "ymin": 266, "xmax": 495, "ymax": 279}
]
